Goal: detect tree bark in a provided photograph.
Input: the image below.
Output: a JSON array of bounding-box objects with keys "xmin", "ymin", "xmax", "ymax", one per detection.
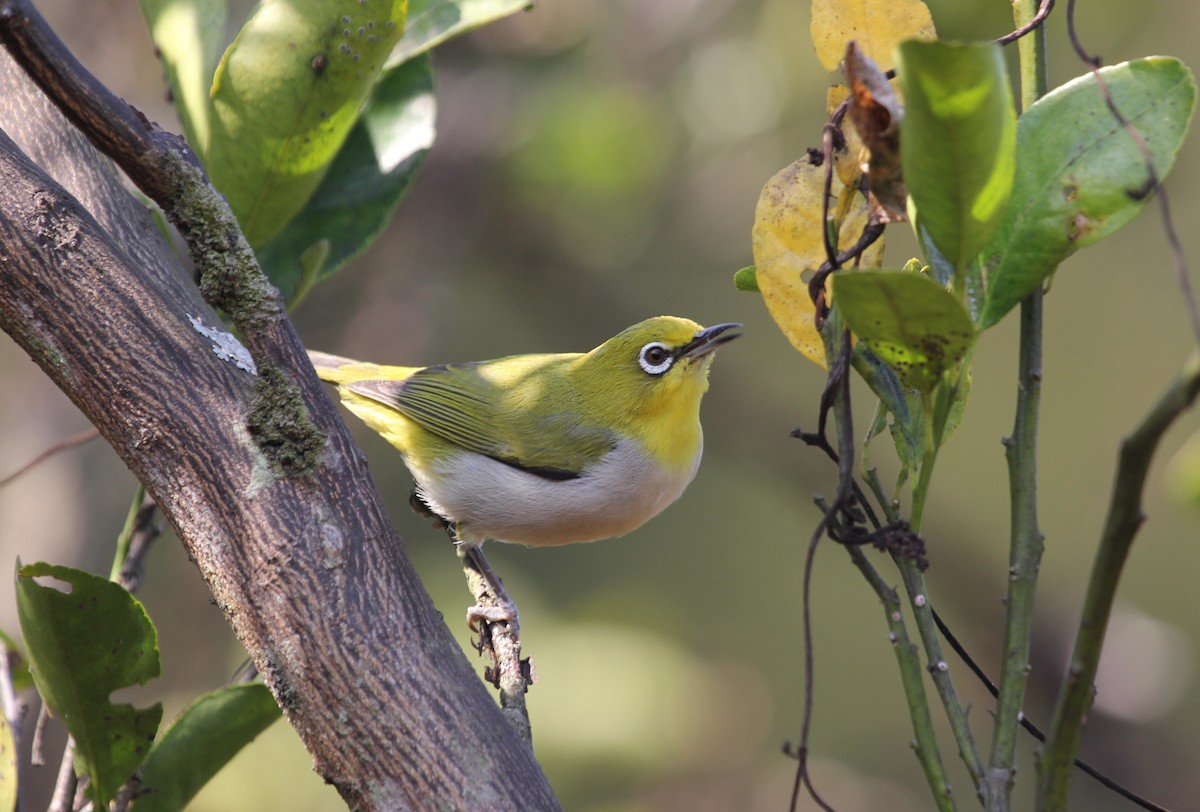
[{"xmin": 0, "ymin": 20, "xmax": 558, "ymax": 812}]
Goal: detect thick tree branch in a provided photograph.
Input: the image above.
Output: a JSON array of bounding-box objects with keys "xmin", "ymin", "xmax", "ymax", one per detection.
[
  {"xmin": 0, "ymin": 0, "xmax": 277, "ymax": 357},
  {"xmin": 0, "ymin": 19, "xmax": 558, "ymax": 812}
]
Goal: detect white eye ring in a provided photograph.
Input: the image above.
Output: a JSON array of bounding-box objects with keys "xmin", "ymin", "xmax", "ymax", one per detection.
[{"xmin": 638, "ymin": 342, "xmax": 674, "ymax": 375}]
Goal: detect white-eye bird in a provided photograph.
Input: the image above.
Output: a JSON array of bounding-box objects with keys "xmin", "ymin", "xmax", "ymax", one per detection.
[{"xmin": 308, "ymin": 316, "xmax": 740, "ymax": 552}]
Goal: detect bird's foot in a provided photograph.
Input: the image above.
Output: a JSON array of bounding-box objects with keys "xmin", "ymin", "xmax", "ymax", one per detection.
[
  {"xmin": 466, "ymin": 597, "xmax": 520, "ymax": 634},
  {"xmin": 460, "ymin": 545, "xmax": 520, "ymax": 635}
]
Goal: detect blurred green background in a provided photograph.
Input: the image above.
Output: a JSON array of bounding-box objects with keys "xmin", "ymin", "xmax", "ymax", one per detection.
[{"xmin": 2, "ymin": 1, "xmax": 1199, "ymax": 809}]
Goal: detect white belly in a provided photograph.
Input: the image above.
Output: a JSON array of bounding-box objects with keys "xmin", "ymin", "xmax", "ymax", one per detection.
[{"xmin": 410, "ymin": 437, "xmax": 702, "ymax": 547}]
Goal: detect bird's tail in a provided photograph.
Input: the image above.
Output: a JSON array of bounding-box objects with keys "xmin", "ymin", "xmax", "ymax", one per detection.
[{"xmin": 307, "ymin": 350, "xmax": 416, "ymax": 385}]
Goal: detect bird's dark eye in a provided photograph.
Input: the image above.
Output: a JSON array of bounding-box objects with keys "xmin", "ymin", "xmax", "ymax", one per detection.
[{"xmin": 638, "ymin": 342, "xmax": 674, "ymax": 375}]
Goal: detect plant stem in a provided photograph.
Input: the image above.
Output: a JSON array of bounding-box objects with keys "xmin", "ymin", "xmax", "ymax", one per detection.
[
  {"xmin": 1036, "ymin": 352, "xmax": 1200, "ymax": 809},
  {"xmin": 989, "ymin": 291, "xmax": 1045, "ymax": 806},
  {"xmin": 894, "ymin": 395, "xmax": 986, "ymax": 797},
  {"xmin": 986, "ymin": 3, "xmax": 1049, "ymax": 808},
  {"xmin": 866, "ymin": 466, "xmax": 985, "ymax": 800},
  {"xmin": 837, "ymin": 345, "xmax": 964, "ymax": 806},
  {"xmin": 1015, "ymin": 1, "xmax": 1050, "ymax": 102},
  {"xmin": 910, "ymin": 392, "xmax": 937, "ymax": 533},
  {"xmin": 894, "ymin": 555, "xmax": 986, "ymax": 798},
  {"xmin": 847, "ymin": 545, "xmax": 956, "ymax": 811}
]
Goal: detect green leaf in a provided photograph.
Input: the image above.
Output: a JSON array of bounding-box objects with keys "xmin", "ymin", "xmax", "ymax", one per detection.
[
  {"xmin": 15, "ymin": 563, "xmax": 162, "ymax": 807},
  {"xmin": 206, "ymin": 0, "xmax": 408, "ymax": 246},
  {"xmin": 918, "ymin": 223, "xmax": 986, "ymax": 322},
  {"xmin": 978, "ymin": 57, "xmax": 1196, "ymax": 328},
  {"xmin": 256, "ymin": 54, "xmax": 435, "ymax": 301},
  {"xmin": 386, "ymin": 0, "xmax": 530, "ymax": 68},
  {"xmin": 136, "ymin": 0, "xmax": 227, "ymax": 154},
  {"xmin": 133, "ymin": 684, "xmax": 280, "ymax": 812},
  {"xmin": 733, "ymin": 265, "xmax": 759, "ymax": 292},
  {"xmin": 854, "ymin": 346, "xmax": 922, "ymax": 483},
  {"xmin": 835, "ymin": 270, "xmax": 976, "ymax": 393},
  {"xmin": 898, "ymin": 40, "xmax": 1016, "ymax": 273}
]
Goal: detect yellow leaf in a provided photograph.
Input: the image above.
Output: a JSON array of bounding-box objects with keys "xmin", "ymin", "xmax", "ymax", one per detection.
[
  {"xmin": 810, "ymin": 0, "xmax": 936, "ymax": 73},
  {"xmin": 751, "ymin": 160, "xmax": 885, "ymax": 368}
]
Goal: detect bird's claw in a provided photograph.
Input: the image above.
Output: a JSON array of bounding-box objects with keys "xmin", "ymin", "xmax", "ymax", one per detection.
[{"xmin": 467, "ymin": 599, "xmax": 520, "ymax": 635}]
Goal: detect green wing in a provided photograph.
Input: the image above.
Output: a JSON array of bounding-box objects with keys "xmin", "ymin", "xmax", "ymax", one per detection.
[{"xmin": 347, "ymin": 359, "xmax": 616, "ymax": 479}]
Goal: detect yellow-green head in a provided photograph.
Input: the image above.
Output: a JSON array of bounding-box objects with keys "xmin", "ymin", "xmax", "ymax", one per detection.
[{"xmin": 569, "ymin": 316, "xmax": 739, "ymax": 472}]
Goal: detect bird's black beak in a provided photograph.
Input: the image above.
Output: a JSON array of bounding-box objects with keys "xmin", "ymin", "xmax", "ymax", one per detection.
[{"xmin": 681, "ymin": 322, "xmax": 742, "ymax": 359}]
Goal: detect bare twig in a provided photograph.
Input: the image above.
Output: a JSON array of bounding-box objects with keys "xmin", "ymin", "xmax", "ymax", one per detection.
[
  {"xmin": 819, "ymin": 125, "xmax": 841, "ymax": 273},
  {"xmin": 1063, "ymin": 0, "xmax": 1199, "ymax": 345},
  {"xmin": 0, "ymin": 428, "xmax": 99, "ymax": 487},
  {"xmin": 785, "ymin": 512, "xmax": 837, "ymax": 812},
  {"xmin": 460, "ymin": 547, "xmax": 533, "ymax": 743},
  {"xmin": 30, "ymin": 702, "xmax": 49, "ymax": 766},
  {"xmin": 47, "ymin": 737, "xmax": 76, "ymax": 812},
  {"xmin": 420, "ymin": 488, "xmax": 535, "ymax": 741},
  {"xmin": 806, "ymin": 121, "xmax": 886, "ymax": 329}
]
